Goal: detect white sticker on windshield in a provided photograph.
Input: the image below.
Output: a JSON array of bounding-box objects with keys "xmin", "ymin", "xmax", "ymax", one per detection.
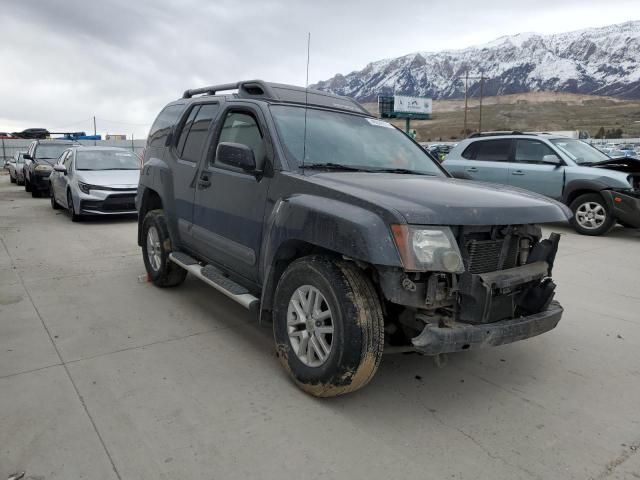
[{"xmin": 366, "ymin": 118, "xmax": 394, "ymax": 129}]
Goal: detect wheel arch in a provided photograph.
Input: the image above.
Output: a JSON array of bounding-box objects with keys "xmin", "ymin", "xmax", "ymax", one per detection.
[{"xmin": 137, "ymin": 187, "xmax": 163, "ymax": 246}]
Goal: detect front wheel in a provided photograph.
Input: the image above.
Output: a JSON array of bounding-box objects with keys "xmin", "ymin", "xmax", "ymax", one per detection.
[
  {"xmin": 24, "ymin": 176, "xmax": 31, "ymax": 192},
  {"xmin": 50, "ymin": 185, "xmax": 60, "ymax": 209},
  {"xmin": 67, "ymin": 190, "xmax": 81, "ymax": 222},
  {"xmin": 570, "ymin": 193, "xmax": 615, "ymax": 236},
  {"xmin": 10, "ymin": 174, "xmax": 16, "ymax": 183},
  {"xmin": 141, "ymin": 209, "xmax": 187, "ymax": 287},
  {"xmin": 273, "ymin": 256, "xmax": 384, "ymax": 397}
]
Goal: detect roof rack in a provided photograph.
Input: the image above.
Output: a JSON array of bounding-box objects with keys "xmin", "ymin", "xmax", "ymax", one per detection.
[
  {"xmin": 468, "ymin": 131, "xmax": 538, "ymax": 138},
  {"xmin": 181, "ymin": 80, "xmax": 370, "ymax": 115},
  {"xmin": 182, "ymin": 80, "xmax": 277, "ymax": 99}
]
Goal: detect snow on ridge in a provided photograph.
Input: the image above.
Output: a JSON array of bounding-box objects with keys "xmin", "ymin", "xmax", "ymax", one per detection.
[{"xmin": 312, "ymin": 20, "xmax": 640, "ymax": 100}]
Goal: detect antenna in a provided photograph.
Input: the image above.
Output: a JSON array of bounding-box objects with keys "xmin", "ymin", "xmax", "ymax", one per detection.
[{"xmin": 302, "ymin": 32, "xmax": 311, "ymax": 169}]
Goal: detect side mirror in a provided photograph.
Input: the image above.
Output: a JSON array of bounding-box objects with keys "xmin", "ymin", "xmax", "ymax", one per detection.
[
  {"xmin": 53, "ymin": 164, "xmax": 67, "ymax": 174},
  {"xmin": 542, "ymin": 154, "xmax": 561, "ymax": 165},
  {"xmin": 23, "ymin": 153, "xmax": 32, "ymax": 160},
  {"xmin": 216, "ymin": 142, "xmax": 257, "ymax": 172}
]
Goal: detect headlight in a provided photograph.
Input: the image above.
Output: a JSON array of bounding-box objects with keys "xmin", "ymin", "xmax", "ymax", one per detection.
[
  {"xmin": 34, "ymin": 164, "xmax": 52, "ymax": 172},
  {"xmin": 391, "ymin": 225, "xmax": 464, "ymax": 273},
  {"xmin": 77, "ymin": 182, "xmax": 92, "ymax": 194}
]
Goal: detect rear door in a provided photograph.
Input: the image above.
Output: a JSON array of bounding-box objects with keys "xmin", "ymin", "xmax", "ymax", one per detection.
[
  {"xmin": 163, "ymin": 102, "xmax": 220, "ymax": 248},
  {"xmin": 192, "ymin": 106, "xmax": 272, "ymax": 282},
  {"xmin": 453, "ymin": 139, "xmax": 511, "ymax": 184},
  {"xmin": 507, "ymin": 139, "xmax": 564, "ymax": 199}
]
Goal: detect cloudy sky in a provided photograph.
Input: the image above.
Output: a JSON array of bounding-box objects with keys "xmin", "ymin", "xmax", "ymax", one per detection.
[{"xmin": 1, "ymin": 0, "xmax": 639, "ymax": 138}]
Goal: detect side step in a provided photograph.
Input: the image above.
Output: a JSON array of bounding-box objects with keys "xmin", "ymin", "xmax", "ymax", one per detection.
[{"xmin": 169, "ymin": 252, "xmax": 259, "ymax": 311}]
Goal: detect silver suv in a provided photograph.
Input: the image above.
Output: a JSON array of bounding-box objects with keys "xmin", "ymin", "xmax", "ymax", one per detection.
[{"xmin": 444, "ymin": 133, "xmax": 640, "ymax": 235}]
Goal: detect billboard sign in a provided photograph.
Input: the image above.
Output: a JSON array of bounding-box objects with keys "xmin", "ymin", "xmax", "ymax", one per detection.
[{"xmin": 393, "ymin": 95, "xmax": 432, "ymax": 115}]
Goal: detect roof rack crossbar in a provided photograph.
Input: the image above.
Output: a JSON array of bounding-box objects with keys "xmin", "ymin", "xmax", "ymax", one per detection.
[
  {"xmin": 182, "ymin": 79, "xmax": 275, "ymax": 99},
  {"xmin": 468, "ymin": 131, "xmax": 539, "ymax": 138}
]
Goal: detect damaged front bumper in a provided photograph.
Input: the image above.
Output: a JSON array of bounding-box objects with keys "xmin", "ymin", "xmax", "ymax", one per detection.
[{"xmin": 411, "ymin": 300, "xmax": 563, "ymax": 355}]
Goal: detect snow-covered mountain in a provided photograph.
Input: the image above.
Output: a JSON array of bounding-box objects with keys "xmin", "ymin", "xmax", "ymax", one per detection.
[{"xmin": 312, "ymin": 21, "xmax": 640, "ymax": 101}]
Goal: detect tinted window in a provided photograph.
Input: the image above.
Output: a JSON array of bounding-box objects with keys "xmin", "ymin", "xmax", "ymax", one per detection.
[
  {"xmin": 473, "ymin": 140, "xmax": 511, "ymax": 161},
  {"xmin": 176, "ymin": 106, "xmax": 200, "ymax": 156},
  {"xmin": 215, "ymin": 111, "xmax": 264, "ymax": 166},
  {"xmin": 148, "ymin": 104, "xmax": 184, "ymax": 148},
  {"xmin": 515, "ymin": 140, "xmax": 559, "ymax": 163},
  {"xmin": 181, "ymin": 104, "xmax": 219, "ymax": 162}
]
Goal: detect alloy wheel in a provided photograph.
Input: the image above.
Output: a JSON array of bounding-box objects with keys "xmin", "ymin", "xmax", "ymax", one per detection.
[
  {"xmin": 287, "ymin": 285, "xmax": 334, "ymax": 367},
  {"xmin": 146, "ymin": 225, "xmax": 162, "ymax": 272},
  {"xmin": 575, "ymin": 201, "xmax": 606, "ymax": 230}
]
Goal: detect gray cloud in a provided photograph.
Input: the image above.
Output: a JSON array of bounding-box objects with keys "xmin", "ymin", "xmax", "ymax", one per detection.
[{"xmin": 1, "ymin": 0, "xmax": 638, "ymax": 137}]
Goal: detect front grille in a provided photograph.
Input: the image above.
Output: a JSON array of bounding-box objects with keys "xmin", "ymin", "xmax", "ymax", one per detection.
[
  {"xmin": 466, "ymin": 238, "xmax": 519, "ymax": 274},
  {"xmin": 103, "ymin": 194, "xmax": 136, "ymax": 211},
  {"xmin": 81, "ymin": 194, "xmax": 136, "ymax": 213}
]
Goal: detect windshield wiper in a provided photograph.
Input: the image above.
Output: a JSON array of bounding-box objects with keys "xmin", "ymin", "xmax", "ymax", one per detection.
[
  {"xmin": 366, "ymin": 168, "xmax": 434, "ymax": 175},
  {"xmin": 301, "ymin": 163, "xmax": 370, "ymax": 172}
]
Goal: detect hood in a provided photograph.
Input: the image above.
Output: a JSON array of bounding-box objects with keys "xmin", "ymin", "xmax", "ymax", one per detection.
[
  {"xmin": 307, "ymin": 173, "xmax": 571, "ymax": 225},
  {"xmin": 590, "ymin": 156, "xmax": 640, "ymax": 174},
  {"xmin": 76, "ymin": 169, "xmax": 140, "ymax": 188}
]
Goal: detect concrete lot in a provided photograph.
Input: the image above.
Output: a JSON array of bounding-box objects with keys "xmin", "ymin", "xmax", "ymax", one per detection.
[{"xmin": 1, "ymin": 172, "xmax": 639, "ymax": 480}]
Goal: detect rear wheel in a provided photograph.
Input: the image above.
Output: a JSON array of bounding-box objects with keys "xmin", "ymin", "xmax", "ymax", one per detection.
[
  {"xmin": 273, "ymin": 256, "xmax": 384, "ymax": 397},
  {"xmin": 570, "ymin": 193, "xmax": 615, "ymax": 236},
  {"xmin": 141, "ymin": 209, "xmax": 187, "ymax": 287}
]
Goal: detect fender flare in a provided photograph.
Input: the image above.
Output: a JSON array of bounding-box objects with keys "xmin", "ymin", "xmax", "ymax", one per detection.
[
  {"xmin": 258, "ymin": 195, "xmax": 403, "ymax": 314},
  {"xmin": 562, "ymin": 177, "xmax": 620, "ymax": 205}
]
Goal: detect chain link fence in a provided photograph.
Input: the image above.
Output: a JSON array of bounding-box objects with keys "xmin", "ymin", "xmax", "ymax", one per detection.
[{"xmin": 1, "ymin": 138, "xmax": 147, "ymax": 165}]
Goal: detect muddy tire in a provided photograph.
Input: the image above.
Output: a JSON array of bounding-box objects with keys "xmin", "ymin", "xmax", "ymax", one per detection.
[
  {"xmin": 569, "ymin": 193, "xmax": 615, "ymax": 236},
  {"xmin": 141, "ymin": 209, "xmax": 187, "ymax": 288},
  {"xmin": 273, "ymin": 255, "xmax": 384, "ymax": 397}
]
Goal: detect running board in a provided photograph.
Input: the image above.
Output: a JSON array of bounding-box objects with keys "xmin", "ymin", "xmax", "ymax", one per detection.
[{"xmin": 169, "ymin": 252, "xmax": 259, "ymax": 311}]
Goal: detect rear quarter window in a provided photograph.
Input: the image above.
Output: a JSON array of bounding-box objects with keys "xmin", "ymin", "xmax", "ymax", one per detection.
[
  {"xmin": 148, "ymin": 104, "xmax": 184, "ymax": 148},
  {"xmin": 464, "ymin": 139, "xmax": 512, "ymax": 161}
]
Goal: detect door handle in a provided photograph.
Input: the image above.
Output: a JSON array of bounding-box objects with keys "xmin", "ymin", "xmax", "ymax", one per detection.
[
  {"xmin": 198, "ymin": 174, "xmax": 211, "ymax": 189},
  {"xmin": 465, "ymin": 167, "xmax": 478, "ymax": 172},
  {"xmin": 511, "ymin": 170, "xmax": 525, "ymax": 175}
]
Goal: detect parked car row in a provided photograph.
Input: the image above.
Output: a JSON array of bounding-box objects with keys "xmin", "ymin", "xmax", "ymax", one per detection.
[{"xmin": 9, "ymin": 139, "xmax": 140, "ymax": 221}]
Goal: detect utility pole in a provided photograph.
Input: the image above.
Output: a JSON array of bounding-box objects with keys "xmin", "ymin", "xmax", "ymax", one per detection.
[
  {"xmin": 463, "ymin": 69, "xmax": 469, "ymax": 136},
  {"xmin": 478, "ymin": 73, "xmax": 484, "ymax": 133},
  {"xmin": 93, "ymin": 116, "xmax": 97, "ymax": 136}
]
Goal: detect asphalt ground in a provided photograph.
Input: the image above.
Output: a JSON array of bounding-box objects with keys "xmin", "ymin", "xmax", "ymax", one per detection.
[{"xmin": 1, "ymin": 172, "xmax": 639, "ymax": 480}]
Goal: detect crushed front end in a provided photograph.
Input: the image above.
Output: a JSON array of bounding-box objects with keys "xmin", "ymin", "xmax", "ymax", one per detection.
[{"xmin": 380, "ymin": 224, "xmax": 563, "ymax": 355}]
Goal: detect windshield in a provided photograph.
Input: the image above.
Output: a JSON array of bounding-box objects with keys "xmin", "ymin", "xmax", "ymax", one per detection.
[
  {"xmin": 550, "ymin": 139, "xmax": 610, "ymax": 164},
  {"xmin": 270, "ymin": 105, "xmax": 446, "ymax": 176},
  {"xmin": 35, "ymin": 144, "xmax": 72, "ymax": 160},
  {"xmin": 76, "ymin": 150, "xmax": 140, "ymax": 170}
]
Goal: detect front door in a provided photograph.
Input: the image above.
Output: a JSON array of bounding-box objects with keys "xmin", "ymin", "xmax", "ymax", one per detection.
[
  {"xmin": 163, "ymin": 102, "xmax": 221, "ymax": 248},
  {"xmin": 192, "ymin": 107, "xmax": 272, "ymax": 282},
  {"xmin": 507, "ymin": 139, "xmax": 565, "ymax": 199}
]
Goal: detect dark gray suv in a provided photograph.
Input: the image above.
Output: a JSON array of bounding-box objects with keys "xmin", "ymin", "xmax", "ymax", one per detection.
[{"xmin": 137, "ymin": 81, "xmax": 570, "ymax": 397}]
